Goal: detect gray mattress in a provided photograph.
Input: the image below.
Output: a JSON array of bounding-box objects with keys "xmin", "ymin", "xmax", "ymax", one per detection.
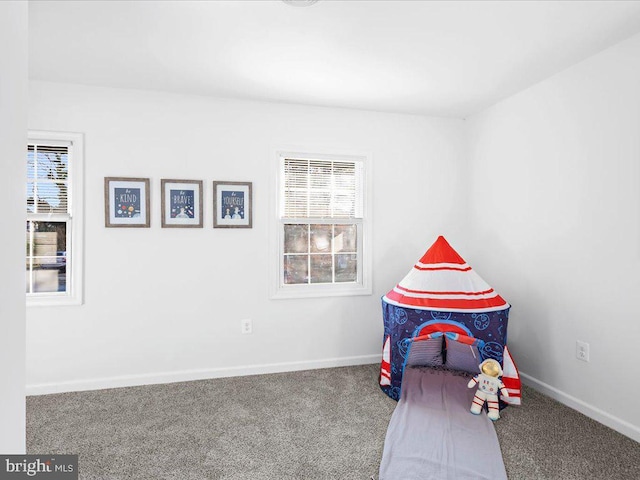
[{"xmin": 378, "ymin": 367, "xmax": 508, "ymax": 480}]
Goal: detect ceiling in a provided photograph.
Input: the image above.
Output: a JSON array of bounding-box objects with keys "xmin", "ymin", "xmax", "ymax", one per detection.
[{"xmin": 29, "ymin": 0, "xmax": 640, "ymax": 118}]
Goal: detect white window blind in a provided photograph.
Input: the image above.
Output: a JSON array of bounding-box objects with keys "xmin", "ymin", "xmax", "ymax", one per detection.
[
  {"xmin": 27, "ymin": 143, "xmax": 70, "ymax": 215},
  {"xmin": 282, "ymin": 158, "xmax": 363, "ymax": 219}
]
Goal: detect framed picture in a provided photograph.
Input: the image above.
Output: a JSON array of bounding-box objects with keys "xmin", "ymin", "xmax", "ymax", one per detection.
[
  {"xmin": 213, "ymin": 181, "xmax": 252, "ymax": 228},
  {"xmin": 161, "ymin": 179, "xmax": 203, "ymax": 228},
  {"xmin": 104, "ymin": 177, "xmax": 150, "ymax": 228}
]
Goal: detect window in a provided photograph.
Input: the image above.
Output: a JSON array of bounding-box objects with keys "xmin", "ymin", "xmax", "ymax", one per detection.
[
  {"xmin": 26, "ymin": 131, "xmax": 83, "ymax": 306},
  {"xmin": 272, "ymin": 151, "xmax": 371, "ymax": 298}
]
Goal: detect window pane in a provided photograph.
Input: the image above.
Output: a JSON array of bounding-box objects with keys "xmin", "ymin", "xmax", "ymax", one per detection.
[
  {"xmin": 310, "ymin": 254, "xmax": 333, "ymax": 284},
  {"xmin": 284, "ymin": 224, "xmax": 308, "ymax": 254},
  {"xmin": 310, "ymin": 224, "xmax": 332, "ymax": 253},
  {"xmin": 284, "ymin": 255, "xmax": 308, "ymax": 284},
  {"xmin": 333, "ymin": 225, "xmax": 357, "ymax": 253},
  {"xmin": 26, "ymin": 221, "xmax": 67, "ymax": 293},
  {"xmin": 27, "ymin": 181, "xmax": 69, "ymax": 213},
  {"xmin": 335, "ymin": 254, "xmax": 357, "ymax": 283},
  {"xmin": 308, "ymin": 190, "xmax": 332, "ymax": 217},
  {"xmin": 333, "ymin": 162, "xmax": 356, "ymax": 188},
  {"xmin": 283, "ymin": 190, "xmax": 308, "ymax": 218},
  {"xmin": 27, "ymin": 145, "xmax": 69, "ymax": 214},
  {"xmin": 27, "ymin": 146, "xmax": 68, "ymax": 180},
  {"xmin": 283, "ymin": 159, "xmax": 309, "ymax": 218},
  {"xmin": 332, "ymin": 192, "xmax": 356, "ymax": 218},
  {"xmin": 309, "ymin": 161, "xmax": 332, "ymax": 189},
  {"xmin": 282, "ymin": 158, "xmax": 362, "ymax": 219}
]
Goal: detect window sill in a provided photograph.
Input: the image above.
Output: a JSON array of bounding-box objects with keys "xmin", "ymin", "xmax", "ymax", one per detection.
[
  {"xmin": 27, "ymin": 294, "xmax": 83, "ymax": 307},
  {"xmin": 271, "ymin": 282, "xmax": 372, "ymax": 300}
]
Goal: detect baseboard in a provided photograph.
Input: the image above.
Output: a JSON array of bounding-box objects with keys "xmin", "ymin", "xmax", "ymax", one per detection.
[
  {"xmin": 26, "ymin": 354, "xmax": 382, "ymax": 396},
  {"xmin": 520, "ymin": 371, "xmax": 640, "ymax": 443}
]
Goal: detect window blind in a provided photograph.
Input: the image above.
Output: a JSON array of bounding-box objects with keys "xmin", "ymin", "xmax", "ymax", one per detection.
[
  {"xmin": 282, "ymin": 158, "xmax": 363, "ymax": 219},
  {"xmin": 27, "ymin": 143, "xmax": 70, "ymax": 214}
]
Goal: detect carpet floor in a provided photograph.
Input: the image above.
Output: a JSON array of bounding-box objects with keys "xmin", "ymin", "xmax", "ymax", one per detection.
[{"xmin": 27, "ymin": 364, "xmax": 640, "ymax": 479}]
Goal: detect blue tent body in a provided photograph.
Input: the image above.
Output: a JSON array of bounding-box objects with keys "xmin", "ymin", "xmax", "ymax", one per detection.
[{"xmin": 379, "ymin": 236, "xmax": 521, "ymax": 404}]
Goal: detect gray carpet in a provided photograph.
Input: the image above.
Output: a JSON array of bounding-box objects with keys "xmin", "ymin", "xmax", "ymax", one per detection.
[{"xmin": 26, "ymin": 364, "xmax": 640, "ymax": 479}]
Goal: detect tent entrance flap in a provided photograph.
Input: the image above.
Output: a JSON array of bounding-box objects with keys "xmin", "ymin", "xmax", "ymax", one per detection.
[
  {"xmin": 404, "ymin": 331, "xmax": 483, "ymax": 374},
  {"xmin": 405, "ymin": 333, "xmax": 444, "ymax": 368}
]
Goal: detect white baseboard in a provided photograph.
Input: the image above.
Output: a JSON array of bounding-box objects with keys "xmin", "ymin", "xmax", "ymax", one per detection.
[
  {"xmin": 520, "ymin": 371, "xmax": 640, "ymax": 443},
  {"xmin": 26, "ymin": 354, "xmax": 382, "ymax": 396}
]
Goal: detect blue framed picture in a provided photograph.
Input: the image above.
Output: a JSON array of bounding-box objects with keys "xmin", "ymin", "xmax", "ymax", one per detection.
[
  {"xmin": 104, "ymin": 177, "xmax": 150, "ymax": 228},
  {"xmin": 213, "ymin": 181, "xmax": 252, "ymax": 228},
  {"xmin": 161, "ymin": 179, "xmax": 203, "ymax": 228}
]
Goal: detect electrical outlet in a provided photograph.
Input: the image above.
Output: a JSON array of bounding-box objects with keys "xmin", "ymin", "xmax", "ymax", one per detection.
[
  {"xmin": 576, "ymin": 340, "xmax": 589, "ymax": 362},
  {"xmin": 241, "ymin": 319, "xmax": 252, "ymax": 334}
]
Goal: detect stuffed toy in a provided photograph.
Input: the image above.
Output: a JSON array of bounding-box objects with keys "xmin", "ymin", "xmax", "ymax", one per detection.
[{"xmin": 467, "ymin": 358, "xmax": 509, "ymax": 421}]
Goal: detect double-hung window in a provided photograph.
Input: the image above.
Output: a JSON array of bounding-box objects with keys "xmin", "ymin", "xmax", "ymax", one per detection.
[
  {"xmin": 273, "ymin": 151, "xmax": 371, "ymax": 298},
  {"xmin": 26, "ymin": 131, "xmax": 83, "ymax": 305}
]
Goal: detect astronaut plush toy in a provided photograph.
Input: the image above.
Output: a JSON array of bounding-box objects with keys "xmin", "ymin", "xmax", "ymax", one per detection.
[{"xmin": 468, "ymin": 358, "xmax": 509, "ymax": 421}]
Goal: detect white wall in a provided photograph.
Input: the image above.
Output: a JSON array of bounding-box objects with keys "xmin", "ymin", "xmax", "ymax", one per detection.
[
  {"xmin": 0, "ymin": 1, "xmax": 28, "ymax": 453},
  {"xmin": 466, "ymin": 32, "xmax": 640, "ymax": 440},
  {"xmin": 25, "ymin": 28, "xmax": 640, "ymax": 443},
  {"xmin": 27, "ymin": 81, "xmax": 467, "ymax": 392}
]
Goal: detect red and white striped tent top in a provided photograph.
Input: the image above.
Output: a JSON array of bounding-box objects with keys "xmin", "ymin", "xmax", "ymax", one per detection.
[{"xmin": 383, "ymin": 236, "xmax": 509, "ymax": 313}]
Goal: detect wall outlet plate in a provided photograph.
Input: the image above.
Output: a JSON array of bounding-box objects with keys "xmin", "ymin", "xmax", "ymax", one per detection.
[
  {"xmin": 241, "ymin": 319, "xmax": 252, "ymax": 334},
  {"xmin": 576, "ymin": 340, "xmax": 590, "ymax": 362}
]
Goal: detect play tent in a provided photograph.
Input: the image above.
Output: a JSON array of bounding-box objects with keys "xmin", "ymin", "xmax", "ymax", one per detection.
[{"xmin": 379, "ymin": 235, "xmax": 521, "ymax": 406}]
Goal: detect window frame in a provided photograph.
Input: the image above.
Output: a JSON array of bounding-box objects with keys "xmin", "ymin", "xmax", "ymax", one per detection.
[
  {"xmin": 270, "ymin": 149, "xmax": 372, "ymax": 299},
  {"xmin": 27, "ymin": 130, "xmax": 84, "ymax": 307}
]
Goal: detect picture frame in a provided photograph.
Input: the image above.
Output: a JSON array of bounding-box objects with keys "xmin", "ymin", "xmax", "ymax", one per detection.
[
  {"xmin": 160, "ymin": 179, "xmax": 204, "ymax": 228},
  {"xmin": 104, "ymin": 177, "xmax": 151, "ymax": 228},
  {"xmin": 213, "ymin": 181, "xmax": 252, "ymax": 228}
]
